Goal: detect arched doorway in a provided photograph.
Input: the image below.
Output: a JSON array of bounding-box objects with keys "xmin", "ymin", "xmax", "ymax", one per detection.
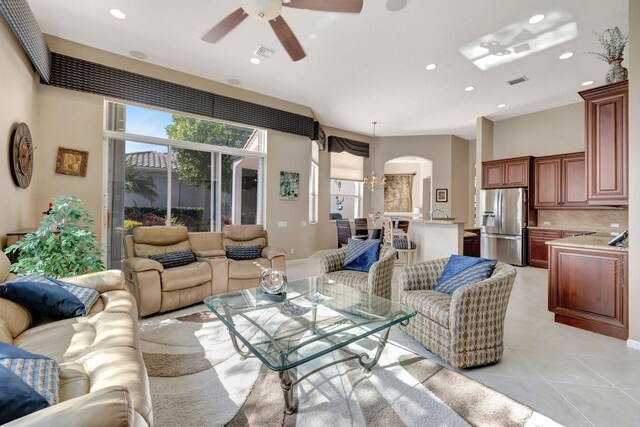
[{"xmin": 383, "ymin": 156, "xmax": 433, "ymax": 219}]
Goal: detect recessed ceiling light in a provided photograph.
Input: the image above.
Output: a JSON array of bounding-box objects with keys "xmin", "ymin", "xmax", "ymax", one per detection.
[
  {"xmin": 386, "ymin": 0, "xmax": 408, "ymax": 12},
  {"xmin": 250, "ymin": 57, "xmax": 261, "ymax": 65},
  {"xmin": 581, "ymin": 80, "xmax": 594, "ymax": 86},
  {"xmin": 528, "ymin": 14, "xmax": 545, "ymax": 24},
  {"xmin": 425, "ymin": 63, "xmax": 437, "ymax": 71},
  {"xmin": 559, "ymin": 52, "xmax": 574, "ymax": 60},
  {"xmin": 227, "ymin": 79, "xmax": 241, "ymax": 85},
  {"xmin": 497, "ymin": 104, "xmax": 507, "ymax": 108},
  {"xmin": 109, "ymin": 8, "xmax": 126, "ymax": 19},
  {"xmin": 464, "ymin": 86, "xmax": 475, "ymax": 92},
  {"xmin": 129, "ymin": 51, "xmax": 147, "ymax": 60}
]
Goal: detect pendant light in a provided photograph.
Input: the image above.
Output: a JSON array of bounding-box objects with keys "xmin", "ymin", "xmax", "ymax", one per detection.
[{"xmin": 364, "ymin": 121, "xmax": 387, "ymax": 192}]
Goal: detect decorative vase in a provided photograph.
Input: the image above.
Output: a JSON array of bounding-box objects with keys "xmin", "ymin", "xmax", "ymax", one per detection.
[{"xmin": 606, "ymin": 58, "xmax": 628, "ymax": 84}]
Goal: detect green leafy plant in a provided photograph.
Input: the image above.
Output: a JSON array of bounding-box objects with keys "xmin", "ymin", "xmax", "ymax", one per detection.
[
  {"xmin": 588, "ymin": 27, "xmax": 628, "ymax": 62},
  {"xmin": 4, "ymin": 196, "xmax": 104, "ymax": 278}
]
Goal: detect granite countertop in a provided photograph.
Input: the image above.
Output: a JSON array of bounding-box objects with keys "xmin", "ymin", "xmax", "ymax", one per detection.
[
  {"xmin": 411, "ymin": 219, "xmax": 467, "ymax": 224},
  {"xmin": 546, "ymin": 234, "xmax": 628, "ymax": 252},
  {"xmin": 464, "ymin": 231, "xmax": 479, "ymax": 237},
  {"xmin": 528, "ymin": 226, "xmax": 595, "ymax": 232}
]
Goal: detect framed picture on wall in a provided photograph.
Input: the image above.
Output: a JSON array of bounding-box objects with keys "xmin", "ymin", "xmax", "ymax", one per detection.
[
  {"xmin": 279, "ymin": 171, "xmax": 300, "ymax": 200},
  {"xmin": 55, "ymin": 147, "xmax": 88, "ymax": 177},
  {"xmin": 435, "ymin": 188, "xmax": 448, "ymax": 203}
]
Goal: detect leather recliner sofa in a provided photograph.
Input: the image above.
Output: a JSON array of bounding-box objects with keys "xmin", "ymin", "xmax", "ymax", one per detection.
[
  {"xmin": 123, "ymin": 225, "xmax": 286, "ymax": 317},
  {"xmin": 0, "ymin": 252, "xmax": 153, "ymax": 427}
]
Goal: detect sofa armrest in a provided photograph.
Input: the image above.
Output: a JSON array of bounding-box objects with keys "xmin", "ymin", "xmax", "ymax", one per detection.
[
  {"xmin": 124, "ymin": 257, "xmax": 163, "ymax": 273},
  {"xmin": 398, "ymin": 258, "xmax": 449, "ymax": 295},
  {"xmin": 319, "ymin": 248, "xmax": 347, "ymax": 275},
  {"xmin": 60, "ymin": 270, "xmax": 125, "ymax": 293},
  {"xmin": 5, "ymin": 386, "xmax": 135, "ymax": 427},
  {"xmin": 261, "ymin": 246, "xmax": 286, "ymax": 261},
  {"xmin": 193, "ymin": 249, "xmax": 226, "ymax": 258}
]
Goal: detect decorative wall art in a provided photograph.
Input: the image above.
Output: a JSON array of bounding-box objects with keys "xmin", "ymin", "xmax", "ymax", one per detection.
[
  {"xmin": 383, "ymin": 173, "xmax": 414, "ymax": 212},
  {"xmin": 435, "ymin": 188, "xmax": 448, "ymax": 203},
  {"xmin": 279, "ymin": 171, "xmax": 300, "ymax": 200},
  {"xmin": 55, "ymin": 147, "xmax": 88, "ymax": 177},
  {"xmin": 10, "ymin": 122, "xmax": 35, "ymax": 189}
]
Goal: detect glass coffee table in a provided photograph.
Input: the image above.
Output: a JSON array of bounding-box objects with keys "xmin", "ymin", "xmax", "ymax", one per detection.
[{"xmin": 204, "ymin": 276, "xmax": 416, "ymax": 414}]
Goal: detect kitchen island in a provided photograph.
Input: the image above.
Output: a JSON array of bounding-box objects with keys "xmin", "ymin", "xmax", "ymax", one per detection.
[
  {"xmin": 547, "ymin": 234, "xmax": 628, "ymax": 339},
  {"xmin": 407, "ymin": 219, "xmax": 466, "ymax": 263}
]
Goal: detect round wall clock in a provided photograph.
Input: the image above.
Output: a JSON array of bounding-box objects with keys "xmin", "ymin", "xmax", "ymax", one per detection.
[{"xmin": 11, "ymin": 122, "xmax": 34, "ymax": 189}]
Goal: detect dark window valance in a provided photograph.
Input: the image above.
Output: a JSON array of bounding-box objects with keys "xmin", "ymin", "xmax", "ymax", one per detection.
[{"xmin": 328, "ymin": 136, "xmax": 369, "ymax": 158}]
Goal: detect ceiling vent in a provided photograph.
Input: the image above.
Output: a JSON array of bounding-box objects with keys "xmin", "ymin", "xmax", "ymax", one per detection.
[
  {"xmin": 507, "ymin": 75, "xmax": 529, "ymax": 86},
  {"xmin": 254, "ymin": 46, "xmax": 276, "ymax": 59}
]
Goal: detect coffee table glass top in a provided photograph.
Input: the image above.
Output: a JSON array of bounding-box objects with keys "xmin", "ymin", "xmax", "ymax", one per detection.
[{"xmin": 204, "ymin": 276, "xmax": 416, "ymax": 371}]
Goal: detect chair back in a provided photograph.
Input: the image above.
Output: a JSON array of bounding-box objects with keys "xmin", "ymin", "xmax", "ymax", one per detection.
[
  {"xmin": 330, "ymin": 213, "xmax": 343, "ymax": 220},
  {"xmin": 396, "ymin": 220, "xmax": 409, "ymax": 233},
  {"xmin": 354, "ymin": 218, "xmax": 368, "ymax": 237},
  {"xmin": 381, "ymin": 217, "xmax": 394, "ymax": 247},
  {"xmin": 336, "ymin": 219, "xmax": 352, "ymax": 247}
]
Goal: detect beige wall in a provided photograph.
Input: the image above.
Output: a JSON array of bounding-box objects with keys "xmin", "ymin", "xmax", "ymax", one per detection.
[
  {"xmin": 451, "ymin": 136, "xmax": 470, "ymax": 225},
  {"xmin": 628, "ymin": 1, "xmax": 640, "ymax": 344},
  {"xmin": 0, "ymin": 18, "xmax": 39, "ymax": 245},
  {"xmin": 493, "ymin": 103, "xmax": 584, "ymax": 159},
  {"xmin": 468, "ymin": 140, "xmax": 477, "ymax": 228},
  {"xmin": 475, "ymin": 117, "xmax": 493, "ymax": 227}
]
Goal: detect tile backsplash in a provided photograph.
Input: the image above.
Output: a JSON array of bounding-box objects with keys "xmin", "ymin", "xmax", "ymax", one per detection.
[{"xmin": 536, "ymin": 209, "xmax": 628, "ymax": 234}]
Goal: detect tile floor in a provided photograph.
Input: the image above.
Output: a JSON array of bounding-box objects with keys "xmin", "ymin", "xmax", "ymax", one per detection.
[{"xmin": 286, "ymin": 253, "xmax": 640, "ymax": 427}]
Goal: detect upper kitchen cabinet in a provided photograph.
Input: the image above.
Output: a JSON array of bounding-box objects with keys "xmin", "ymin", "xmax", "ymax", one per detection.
[
  {"xmin": 533, "ymin": 152, "xmax": 587, "ymax": 208},
  {"xmin": 579, "ymin": 80, "xmax": 628, "ymax": 206},
  {"xmin": 482, "ymin": 156, "xmax": 532, "ymax": 189}
]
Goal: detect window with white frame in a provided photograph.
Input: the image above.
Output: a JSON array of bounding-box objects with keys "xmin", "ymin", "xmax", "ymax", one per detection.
[
  {"xmin": 329, "ymin": 179, "xmax": 363, "ymax": 220},
  {"xmin": 309, "ymin": 141, "xmax": 319, "ymax": 224}
]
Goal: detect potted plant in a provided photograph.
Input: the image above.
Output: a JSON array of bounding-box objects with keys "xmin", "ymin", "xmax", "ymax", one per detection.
[
  {"xmin": 4, "ymin": 196, "xmax": 104, "ymax": 278},
  {"xmin": 588, "ymin": 27, "xmax": 628, "ymax": 84}
]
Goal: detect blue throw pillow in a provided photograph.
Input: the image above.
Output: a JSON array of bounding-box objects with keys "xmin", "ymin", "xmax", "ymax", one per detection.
[
  {"xmin": 343, "ymin": 239, "xmax": 381, "ymax": 273},
  {"xmin": 226, "ymin": 245, "xmax": 262, "ymax": 260},
  {"xmin": 0, "ymin": 342, "xmax": 59, "ymax": 424},
  {"xmin": 0, "ymin": 275, "xmax": 100, "ymax": 318},
  {"xmin": 149, "ymin": 249, "xmax": 196, "ymax": 268},
  {"xmin": 438, "ymin": 255, "xmax": 496, "ymax": 284},
  {"xmin": 435, "ymin": 259, "xmax": 497, "ymax": 294}
]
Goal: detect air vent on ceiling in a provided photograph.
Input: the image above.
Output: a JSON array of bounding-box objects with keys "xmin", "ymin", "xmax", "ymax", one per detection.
[
  {"xmin": 254, "ymin": 46, "xmax": 276, "ymax": 58},
  {"xmin": 507, "ymin": 75, "xmax": 529, "ymax": 86}
]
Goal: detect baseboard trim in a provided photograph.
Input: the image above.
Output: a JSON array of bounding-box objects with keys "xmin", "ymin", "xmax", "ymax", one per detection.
[
  {"xmin": 286, "ymin": 258, "xmax": 310, "ymax": 265},
  {"xmin": 627, "ymin": 339, "xmax": 640, "ymax": 350}
]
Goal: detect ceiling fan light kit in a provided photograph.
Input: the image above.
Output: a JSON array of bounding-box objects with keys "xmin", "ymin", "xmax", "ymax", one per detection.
[{"xmin": 201, "ymin": 0, "xmax": 363, "ymax": 61}]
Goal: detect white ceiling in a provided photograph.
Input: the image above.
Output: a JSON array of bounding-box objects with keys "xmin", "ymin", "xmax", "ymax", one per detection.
[{"xmin": 28, "ymin": 0, "xmax": 629, "ymax": 139}]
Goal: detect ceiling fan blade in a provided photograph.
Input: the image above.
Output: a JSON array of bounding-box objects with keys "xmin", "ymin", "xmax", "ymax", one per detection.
[
  {"xmin": 201, "ymin": 8, "xmax": 248, "ymax": 43},
  {"xmin": 269, "ymin": 16, "xmax": 306, "ymax": 62},
  {"xmin": 283, "ymin": 0, "xmax": 363, "ymax": 13}
]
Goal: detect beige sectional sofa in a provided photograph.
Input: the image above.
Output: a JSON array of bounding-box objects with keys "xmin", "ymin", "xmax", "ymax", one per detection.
[
  {"xmin": 124, "ymin": 225, "xmax": 286, "ymax": 317},
  {"xmin": 0, "ymin": 253, "xmax": 153, "ymax": 426}
]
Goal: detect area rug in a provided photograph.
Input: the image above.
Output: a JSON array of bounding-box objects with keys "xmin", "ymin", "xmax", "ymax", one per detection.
[{"xmin": 139, "ymin": 304, "xmax": 544, "ymax": 427}]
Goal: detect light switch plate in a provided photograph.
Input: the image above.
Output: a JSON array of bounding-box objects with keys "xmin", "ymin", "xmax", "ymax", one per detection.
[
  {"xmin": 543, "ymin": 221, "xmax": 551, "ymax": 226},
  {"xmin": 277, "ymin": 221, "xmax": 287, "ymax": 228},
  {"xmin": 611, "ymin": 223, "xmax": 620, "ymax": 228},
  {"xmin": 301, "ymin": 221, "xmax": 307, "ymax": 227},
  {"xmin": 611, "ymin": 231, "xmax": 619, "ymax": 236}
]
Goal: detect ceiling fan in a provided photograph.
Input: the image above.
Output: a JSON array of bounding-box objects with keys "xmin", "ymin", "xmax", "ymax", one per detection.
[{"xmin": 201, "ymin": 0, "xmax": 364, "ymax": 62}]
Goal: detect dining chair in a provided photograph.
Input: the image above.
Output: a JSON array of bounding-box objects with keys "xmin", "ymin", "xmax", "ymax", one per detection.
[
  {"xmin": 382, "ymin": 217, "xmax": 416, "ymax": 266},
  {"xmin": 354, "ymin": 218, "xmax": 369, "ymax": 237},
  {"xmin": 336, "ymin": 219, "xmax": 352, "ymax": 248}
]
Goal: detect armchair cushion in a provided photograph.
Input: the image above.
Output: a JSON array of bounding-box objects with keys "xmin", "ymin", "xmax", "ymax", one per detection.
[
  {"xmin": 435, "ymin": 259, "xmax": 497, "ymax": 295},
  {"xmin": 0, "ymin": 365, "xmax": 49, "ymax": 424},
  {"xmin": 160, "ymin": 262, "xmax": 212, "ymax": 292},
  {"xmin": 400, "ymin": 290, "xmax": 451, "ymax": 328},
  {"xmin": 228, "ymin": 258, "xmax": 271, "ymax": 280},
  {"xmin": 343, "ymin": 239, "xmax": 381, "ymax": 273},
  {"xmin": 0, "ymin": 276, "xmax": 100, "ymax": 318},
  {"xmin": 149, "ymin": 249, "xmax": 196, "ymax": 269},
  {"xmin": 225, "ymin": 245, "xmax": 262, "ymax": 260}
]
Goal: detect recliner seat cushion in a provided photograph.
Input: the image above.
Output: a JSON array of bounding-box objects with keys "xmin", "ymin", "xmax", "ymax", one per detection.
[
  {"xmin": 160, "ymin": 262, "xmax": 212, "ymax": 292},
  {"xmin": 228, "ymin": 258, "xmax": 271, "ymax": 280}
]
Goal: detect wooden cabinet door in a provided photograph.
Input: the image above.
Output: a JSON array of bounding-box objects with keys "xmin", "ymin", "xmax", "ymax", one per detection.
[
  {"xmin": 533, "ymin": 157, "xmax": 561, "ymax": 208},
  {"xmin": 483, "ymin": 162, "xmax": 504, "ymax": 188},
  {"xmin": 504, "ymin": 159, "xmax": 529, "ymax": 187},
  {"xmin": 528, "ymin": 230, "xmax": 561, "ymax": 268},
  {"xmin": 562, "ymin": 153, "xmax": 588, "ymax": 207},
  {"xmin": 548, "ymin": 246, "xmax": 628, "ymax": 339},
  {"xmin": 581, "ymin": 81, "xmax": 628, "ymax": 206}
]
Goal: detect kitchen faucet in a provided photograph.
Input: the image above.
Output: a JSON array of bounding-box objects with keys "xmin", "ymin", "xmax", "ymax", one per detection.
[{"xmin": 429, "ymin": 209, "xmax": 449, "ymax": 220}]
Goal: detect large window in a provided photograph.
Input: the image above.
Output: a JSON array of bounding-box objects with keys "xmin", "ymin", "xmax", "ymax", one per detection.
[
  {"xmin": 105, "ymin": 102, "xmax": 264, "ymax": 268},
  {"xmin": 329, "ymin": 179, "xmax": 363, "ymax": 220}
]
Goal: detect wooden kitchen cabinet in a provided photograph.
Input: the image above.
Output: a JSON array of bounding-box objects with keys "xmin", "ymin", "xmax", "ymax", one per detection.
[
  {"xmin": 482, "ymin": 156, "xmax": 532, "ymax": 189},
  {"xmin": 579, "ymin": 81, "xmax": 628, "ymax": 206},
  {"xmin": 548, "ymin": 244, "xmax": 628, "ymax": 339},
  {"xmin": 463, "ymin": 231, "xmax": 481, "ymax": 257},
  {"xmin": 528, "ymin": 229, "xmax": 562, "ymax": 268},
  {"xmin": 533, "ymin": 152, "xmax": 587, "ymax": 208}
]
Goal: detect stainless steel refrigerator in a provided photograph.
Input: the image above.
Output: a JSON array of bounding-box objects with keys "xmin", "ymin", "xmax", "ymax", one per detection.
[{"xmin": 479, "ymin": 188, "xmax": 527, "ymax": 266}]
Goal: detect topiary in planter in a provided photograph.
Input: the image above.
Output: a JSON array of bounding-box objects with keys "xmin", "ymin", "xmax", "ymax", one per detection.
[{"xmin": 4, "ymin": 195, "xmax": 104, "ymax": 278}]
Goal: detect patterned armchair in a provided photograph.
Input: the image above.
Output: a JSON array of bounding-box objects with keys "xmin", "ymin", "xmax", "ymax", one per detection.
[
  {"xmin": 398, "ymin": 258, "xmax": 516, "ymax": 368},
  {"xmin": 319, "ymin": 246, "xmax": 397, "ymax": 299}
]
